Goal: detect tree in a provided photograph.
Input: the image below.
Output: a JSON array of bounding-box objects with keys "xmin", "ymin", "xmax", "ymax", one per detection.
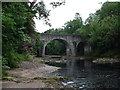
[
  {"xmin": 64, "ymin": 13, "xmax": 83, "ymax": 34},
  {"xmin": 81, "ymin": 2, "xmax": 120, "ymax": 57},
  {"xmin": 24, "ymin": 0, "xmax": 50, "ymax": 35},
  {"xmin": 2, "ymin": 2, "xmax": 33, "ymax": 68},
  {"xmin": 2, "ymin": 1, "xmax": 51, "ymax": 68},
  {"xmin": 96, "ymin": 2, "xmax": 120, "ymax": 19}
]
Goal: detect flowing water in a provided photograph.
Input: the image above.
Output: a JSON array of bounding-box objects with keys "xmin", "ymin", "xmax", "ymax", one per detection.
[{"xmin": 51, "ymin": 58, "xmax": 120, "ymax": 89}]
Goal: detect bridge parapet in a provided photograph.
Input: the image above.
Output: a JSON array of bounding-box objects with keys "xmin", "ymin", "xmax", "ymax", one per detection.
[{"xmin": 40, "ymin": 33, "xmax": 83, "ymax": 43}]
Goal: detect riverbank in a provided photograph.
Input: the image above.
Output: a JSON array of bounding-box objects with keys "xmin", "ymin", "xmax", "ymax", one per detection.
[
  {"xmin": 42, "ymin": 56, "xmax": 120, "ymax": 68},
  {"xmin": 92, "ymin": 58, "xmax": 120, "ymax": 68},
  {"xmin": 2, "ymin": 57, "xmax": 70, "ymax": 88},
  {"xmin": 93, "ymin": 58, "xmax": 120, "ymax": 64}
]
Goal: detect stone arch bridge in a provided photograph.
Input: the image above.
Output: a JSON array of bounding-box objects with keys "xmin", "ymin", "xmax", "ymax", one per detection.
[{"xmin": 40, "ymin": 33, "xmax": 91, "ymax": 57}]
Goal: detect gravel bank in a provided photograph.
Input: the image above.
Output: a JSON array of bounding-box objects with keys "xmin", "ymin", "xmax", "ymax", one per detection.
[{"xmin": 2, "ymin": 58, "xmax": 60, "ymax": 88}]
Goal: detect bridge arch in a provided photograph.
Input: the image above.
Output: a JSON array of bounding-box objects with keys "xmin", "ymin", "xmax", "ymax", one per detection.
[
  {"xmin": 76, "ymin": 42, "xmax": 84, "ymax": 56},
  {"xmin": 42, "ymin": 38, "xmax": 74, "ymax": 56}
]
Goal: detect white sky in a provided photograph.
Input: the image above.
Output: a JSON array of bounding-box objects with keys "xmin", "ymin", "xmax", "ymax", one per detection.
[{"xmin": 33, "ymin": 0, "xmax": 120, "ymax": 33}]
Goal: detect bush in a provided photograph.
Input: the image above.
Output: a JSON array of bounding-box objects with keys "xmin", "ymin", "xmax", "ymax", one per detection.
[
  {"xmin": 101, "ymin": 49, "xmax": 120, "ymax": 58},
  {"xmin": 2, "ymin": 51, "xmax": 32, "ymax": 78},
  {"xmin": 3, "ymin": 51, "xmax": 31, "ymax": 68}
]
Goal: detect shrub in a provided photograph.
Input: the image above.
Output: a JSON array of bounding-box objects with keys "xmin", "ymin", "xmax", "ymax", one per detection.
[{"xmin": 3, "ymin": 51, "xmax": 31, "ymax": 68}]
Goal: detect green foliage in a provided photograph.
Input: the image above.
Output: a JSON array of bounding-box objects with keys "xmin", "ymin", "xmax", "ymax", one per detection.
[
  {"xmin": 46, "ymin": 40, "xmax": 66, "ymax": 55},
  {"xmin": 2, "ymin": 57, "xmax": 10, "ymax": 70},
  {"xmin": 64, "ymin": 16, "xmax": 83, "ymax": 34},
  {"xmin": 2, "ymin": 2, "xmax": 32, "ymax": 52},
  {"xmin": 3, "ymin": 51, "xmax": 30, "ymax": 68},
  {"xmin": 2, "ymin": 52, "xmax": 31, "ymax": 78},
  {"xmin": 101, "ymin": 49, "xmax": 120, "ymax": 58},
  {"xmin": 78, "ymin": 2, "xmax": 120, "ymax": 57},
  {"xmin": 44, "ymin": 28, "xmax": 65, "ymax": 34},
  {"xmin": 29, "ymin": 1, "xmax": 51, "ymax": 26},
  {"xmin": 2, "ymin": 1, "xmax": 51, "ymax": 71},
  {"xmin": 2, "ymin": 71, "xmax": 9, "ymax": 79},
  {"xmin": 33, "ymin": 33, "xmax": 44, "ymax": 56},
  {"xmin": 2, "ymin": 2, "xmax": 33, "ymax": 69},
  {"xmin": 44, "ymin": 78, "xmax": 56, "ymax": 83},
  {"xmin": 96, "ymin": 2, "xmax": 119, "ymax": 19},
  {"xmin": 4, "ymin": 51, "xmax": 21, "ymax": 68}
]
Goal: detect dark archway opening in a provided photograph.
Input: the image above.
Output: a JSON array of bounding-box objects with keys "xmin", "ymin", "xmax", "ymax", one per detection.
[
  {"xmin": 45, "ymin": 40, "xmax": 66, "ymax": 56},
  {"xmin": 76, "ymin": 42, "xmax": 84, "ymax": 56}
]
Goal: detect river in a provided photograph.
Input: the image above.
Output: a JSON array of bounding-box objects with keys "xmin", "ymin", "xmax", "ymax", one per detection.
[{"xmin": 49, "ymin": 58, "xmax": 120, "ymax": 89}]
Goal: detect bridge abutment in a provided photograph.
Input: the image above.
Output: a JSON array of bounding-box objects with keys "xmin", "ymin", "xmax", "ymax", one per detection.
[{"xmin": 69, "ymin": 42, "xmax": 76, "ymax": 56}]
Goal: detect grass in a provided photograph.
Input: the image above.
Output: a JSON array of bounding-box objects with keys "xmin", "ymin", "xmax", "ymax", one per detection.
[{"xmin": 44, "ymin": 78, "xmax": 56, "ymax": 83}]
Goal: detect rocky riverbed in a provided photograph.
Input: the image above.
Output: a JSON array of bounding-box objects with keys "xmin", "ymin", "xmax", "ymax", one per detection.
[
  {"xmin": 93, "ymin": 58, "xmax": 120, "ymax": 64},
  {"xmin": 2, "ymin": 57, "xmax": 70, "ymax": 88},
  {"xmin": 92, "ymin": 58, "xmax": 120, "ymax": 68}
]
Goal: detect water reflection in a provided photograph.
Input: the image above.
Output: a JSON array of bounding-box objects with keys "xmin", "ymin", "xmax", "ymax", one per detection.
[{"xmin": 57, "ymin": 58, "xmax": 120, "ymax": 88}]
